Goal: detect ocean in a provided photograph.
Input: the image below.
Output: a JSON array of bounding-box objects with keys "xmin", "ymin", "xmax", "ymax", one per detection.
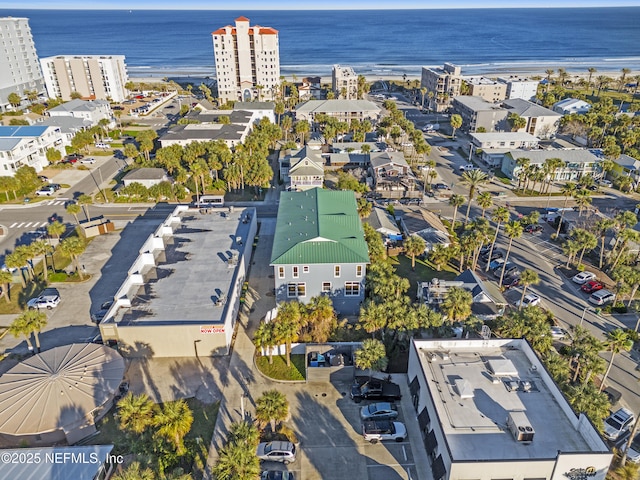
[{"xmin": 2, "ymin": 8, "xmax": 640, "ymax": 79}]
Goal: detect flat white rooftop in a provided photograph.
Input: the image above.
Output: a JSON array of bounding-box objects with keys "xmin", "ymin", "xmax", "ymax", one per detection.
[
  {"xmin": 414, "ymin": 339, "xmax": 603, "ymax": 461},
  {"xmin": 116, "ymin": 207, "xmax": 254, "ymax": 325}
]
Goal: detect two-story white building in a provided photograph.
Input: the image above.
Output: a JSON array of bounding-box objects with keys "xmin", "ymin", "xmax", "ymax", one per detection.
[
  {"xmin": 0, "ymin": 125, "xmax": 65, "ymax": 174},
  {"xmin": 47, "ymin": 99, "xmax": 113, "ymax": 128}
]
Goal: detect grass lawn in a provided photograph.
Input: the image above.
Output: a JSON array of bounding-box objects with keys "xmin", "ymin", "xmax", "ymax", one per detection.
[
  {"xmin": 390, "ymin": 254, "xmax": 457, "ymax": 290},
  {"xmin": 256, "ymin": 354, "xmax": 306, "ymax": 381},
  {"xmin": 93, "ymin": 398, "xmax": 219, "ymax": 478}
]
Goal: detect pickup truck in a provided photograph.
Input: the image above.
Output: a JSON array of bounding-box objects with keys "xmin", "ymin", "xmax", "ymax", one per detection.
[
  {"xmin": 351, "ymin": 379, "xmax": 402, "ymax": 403},
  {"xmin": 362, "ymin": 420, "xmax": 407, "ymax": 443}
]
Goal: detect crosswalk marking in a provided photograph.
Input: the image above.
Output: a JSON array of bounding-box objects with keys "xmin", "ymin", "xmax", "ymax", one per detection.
[
  {"xmin": 23, "ymin": 222, "xmax": 33, "ymax": 228},
  {"xmin": 43, "ymin": 200, "xmax": 66, "ymax": 206},
  {"xmin": 9, "ymin": 222, "xmax": 17, "ymax": 228}
]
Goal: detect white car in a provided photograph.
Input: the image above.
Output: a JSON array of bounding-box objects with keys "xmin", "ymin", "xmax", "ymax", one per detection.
[
  {"xmin": 572, "ymin": 271, "xmax": 596, "ymax": 284},
  {"xmin": 35, "ymin": 187, "xmax": 56, "ymax": 196},
  {"xmin": 27, "ymin": 295, "xmax": 60, "ymax": 310},
  {"xmin": 599, "ymin": 179, "xmax": 613, "ymax": 187},
  {"xmin": 603, "ymin": 407, "xmax": 635, "ymax": 441},
  {"xmin": 625, "ymin": 433, "xmax": 640, "ymax": 463},
  {"xmin": 550, "ymin": 326, "xmax": 568, "ymax": 340},
  {"xmin": 459, "ymin": 164, "xmax": 476, "ymax": 172},
  {"xmin": 80, "ymin": 157, "xmax": 96, "ymax": 164},
  {"xmin": 362, "ymin": 420, "xmax": 407, "ymax": 444},
  {"xmin": 589, "ymin": 289, "xmax": 615, "ymax": 306},
  {"xmin": 95, "ymin": 142, "xmax": 110, "ymax": 149},
  {"xmin": 516, "ymin": 294, "xmax": 541, "ymax": 308}
]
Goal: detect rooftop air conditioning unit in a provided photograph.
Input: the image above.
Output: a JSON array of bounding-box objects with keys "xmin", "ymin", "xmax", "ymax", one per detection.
[
  {"xmin": 507, "ymin": 411, "xmax": 535, "ymax": 442},
  {"xmin": 507, "ymin": 381, "xmax": 519, "ymax": 392}
]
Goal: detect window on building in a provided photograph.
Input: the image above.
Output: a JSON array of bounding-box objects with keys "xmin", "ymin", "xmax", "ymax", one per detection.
[
  {"xmin": 278, "ymin": 266, "xmax": 285, "ymax": 279},
  {"xmin": 303, "ymin": 266, "xmax": 309, "ymax": 273},
  {"xmin": 356, "ymin": 265, "xmax": 363, "ymax": 277},
  {"xmin": 345, "ymin": 282, "xmax": 360, "ymax": 296},
  {"xmin": 297, "ymin": 283, "xmax": 306, "ymax": 297},
  {"xmin": 287, "ymin": 283, "xmax": 306, "ymax": 298},
  {"xmin": 334, "ymin": 265, "xmax": 341, "ymax": 277},
  {"xmin": 322, "ymin": 282, "xmax": 331, "ymax": 293},
  {"xmin": 292, "ymin": 266, "xmax": 299, "ymax": 278}
]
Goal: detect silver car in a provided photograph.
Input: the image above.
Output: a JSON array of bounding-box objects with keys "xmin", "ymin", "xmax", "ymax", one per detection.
[
  {"xmin": 256, "ymin": 441, "xmax": 296, "ymax": 465},
  {"xmin": 360, "ymin": 402, "xmax": 399, "ymax": 421}
]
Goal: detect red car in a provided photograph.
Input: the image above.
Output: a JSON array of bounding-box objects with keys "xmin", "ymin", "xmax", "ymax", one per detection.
[{"xmin": 581, "ymin": 281, "xmax": 604, "ymax": 294}]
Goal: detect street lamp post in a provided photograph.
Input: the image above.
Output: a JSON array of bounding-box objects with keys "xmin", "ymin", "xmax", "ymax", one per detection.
[
  {"xmin": 98, "ymin": 168, "xmax": 108, "ymax": 203},
  {"xmin": 580, "ymin": 306, "xmax": 591, "ymax": 327}
]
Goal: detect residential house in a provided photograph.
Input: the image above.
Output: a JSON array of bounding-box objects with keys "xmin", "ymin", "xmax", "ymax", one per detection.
[
  {"xmin": 279, "ymin": 146, "xmax": 325, "ymax": 191},
  {"xmin": 298, "ymin": 76, "xmax": 322, "ymax": 100},
  {"xmin": 331, "ymin": 142, "xmax": 381, "ymax": 154},
  {"xmin": 270, "ymin": 188, "xmax": 369, "ymax": 315},
  {"xmin": 369, "ymin": 151, "xmax": 418, "ymax": 197},
  {"xmin": 470, "ymin": 132, "xmax": 539, "ymax": 167},
  {"xmin": 294, "ymin": 99, "xmax": 381, "ymax": 124},
  {"xmin": 553, "ymin": 98, "xmax": 592, "ymax": 115},
  {"xmin": 122, "ymin": 168, "xmax": 170, "ymax": 188},
  {"xmin": 35, "ymin": 115, "xmax": 90, "ymax": 143},
  {"xmin": 452, "ymin": 96, "xmax": 509, "ymax": 133},
  {"xmin": 367, "ymin": 206, "xmax": 402, "ymax": 242},
  {"xmin": 501, "ymin": 149, "xmax": 602, "ymax": 182},
  {"xmin": 233, "ymin": 101, "xmax": 276, "ymax": 124},
  {"xmin": 417, "ymin": 269, "xmax": 506, "ymax": 320},
  {"xmin": 0, "ymin": 125, "xmax": 65, "ymax": 174},
  {"xmin": 502, "ymin": 98, "xmax": 561, "ymax": 139},
  {"xmin": 464, "ymin": 76, "xmax": 507, "ymax": 103},
  {"xmin": 47, "ymin": 99, "xmax": 113, "ymax": 128},
  {"xmin": 421, "ymin": 63, "xmax": 463, "ymax": 112},
  {"xmin": 398, "ymin": 208, "xmax": 450, "ymax": 252},
  {"xmin": 497, "ymin": 76, "xmax": 540, "ymax": 101},
  {"xmin": 612, "ymin": 153, "xmax": 640, "ymax": 188}
]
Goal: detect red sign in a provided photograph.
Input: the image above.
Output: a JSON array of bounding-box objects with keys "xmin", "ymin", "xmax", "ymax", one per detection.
[{"xmin": 200, "ymin": 326, "xmax": 225, "ymax": 334}]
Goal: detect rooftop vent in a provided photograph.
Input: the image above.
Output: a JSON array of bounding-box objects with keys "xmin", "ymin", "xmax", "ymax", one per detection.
[{"xmin": 507, "ymin": 411, "xmax": 534, "ymax": 443}]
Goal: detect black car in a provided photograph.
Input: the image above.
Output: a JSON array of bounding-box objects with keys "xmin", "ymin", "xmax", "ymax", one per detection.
[
  {"xmin": 481, "ymin": 250, "xmax": 503, "ymax": 262},
  {"xmin": 524, "ymin": 224, "xmax": 543, "ymax": 234},
  {"xmin": 66, "ymin": 153, "xmax": 84, "ymax": 161},
  {"xmin": 502, "ymin": 275, "xmax": 520, "ymax": 289}
]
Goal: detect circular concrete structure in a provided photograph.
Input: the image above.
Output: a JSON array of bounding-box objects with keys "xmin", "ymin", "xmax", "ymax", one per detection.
[{"xmin": 0, "ymin": 343, "xmax": 125, "ymax": 446}]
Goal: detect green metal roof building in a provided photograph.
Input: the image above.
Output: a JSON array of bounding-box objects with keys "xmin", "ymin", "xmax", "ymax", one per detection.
[{"xmin": 271, "ymin": 188, "xmax": 370, "ymax": 314}]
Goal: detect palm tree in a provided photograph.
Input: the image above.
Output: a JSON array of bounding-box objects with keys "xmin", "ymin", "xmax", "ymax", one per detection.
[
  {"xmin": 46, "ymin": 220, "xmax": 66, "ymax": 244},
  {"xmin": 66, "ymin": 203, "xmax": 82, "ymax": 225},
  {"xmin": 450, "ymin": 114, "xmax": 462, "ymax": 139},
  {"xmin": 594, "ymin": 218, "xmax": 615, "ymax": 269},
  {"xmin": 518, "ymin": 269, "xmax": 540, "ymax": 310},
  {"xmin": 542, "ymin": 157, "xmax": 564, "ymax": 195},
  {"xmin": 213, "ymin": 440, "xmax": 261, "ymax": 480},
  {"xmin": 499, "ymin": 221, "xmax": 524, "ymax": 286},
  {"xmin": 111, "ymin": 462, "xmax": 155, "ymax": 480},
  {"xmin": 30, "ymin": 239, "xmax": 51, "ymax": 281},
  {"xmin": 302, "ymin": 295, "xmax": 337, "ymax": 343},
  {"xmin": 357, "ymin": 198, "xmax": 372, "ymax": 219},
  {"xmin": 440, "ymin": 286, "xmax": 473, "ymax": 323},
  {"xmin": 476, "ymin": 191, "xmax": 493, "ymax": 218},
  {"xmin": 255, "ymin": 389, "xmax": 289, "ymax": 432},
  {"xmin": 485, "ymin": 206, "xmax": 510, "ymax": 272},
  {"xmin": 9, "ymin": 311, "xmax": 46, "ymax": 353},
  {"xmin": 555, "ymin": 182, "xmax": 577, "ymax": 237},
  {"xmin": 0, "ymin": 270, "xmax": 13, "ymax": 303},
  {"xmin": 573, "ymin": 188, "xmax": 592, "ymax": 216},
  {"xmin": 545, "ymin": 69, "xmax": 554, "ymax": 92},
  {"xmin": 515, "ymin": 157, "xmax": 530, "ymax": 191},
  {"xmin": 354, "ymin": 338, "xmax": 388, "ymax": 379},
  {"xmin": 619, "ymin": 67, "xmax": 631, "ymax": 92},
  {"xmin": 254, "ymin": 321, "xmax": 276, "ymax": 364},
  {"xmin": 77, "ymin": 194, "xmax": 93, "ymax": 220},
  {"xmin": 429, "ymin": 244, "xmax": 451, "ymax": 272},
  {"xmin": 461, "ymin": 169, "xmax": 488, "ymax": 224},
  {"xmin": 4, "ymin": 251, "xmax": 26, "ymax": 288},
  {"xmin": 117, "ymin": 393, "xmax": 157, "ymax": 434},
  {"xmin": 572, "ymin": 228, "xmax": 597, "ymax": 267},
  {"xmin": 599, "ymin": 329, "xmax": 633, "ymax": 392},
  {"xmin": 274, "ymin": 301, "xmax": 302, "ymax": 367},
  {"xmin": 587, "ymin": 67, "xmax": 597, "ymax": 89},
  {"xmin": 449, "ymin": 194, "xmax": 465, "ymax": 226},
  {"xmin": 59, "ymin": 237, "xmax": 86, "ymax": 279},
  {"xmin": 228, "ymin": 420, "xmax": 261, "ymax": 448},
  {"xmin": 154, "ymin": 399, "xmax": 193, "ymax": 454},
  {"xmin": 404, "ymin": 235, "xmax": 426, "ymax": 270}
]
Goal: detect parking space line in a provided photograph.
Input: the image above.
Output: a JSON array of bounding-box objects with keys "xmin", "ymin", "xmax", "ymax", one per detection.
[
  {"xmin": 367, "ymin": 463, "xmax": 415, "ymax": 468},
  {"xmin": 402, "ymin": 445, "xmax": 407, "ymax": 461}
]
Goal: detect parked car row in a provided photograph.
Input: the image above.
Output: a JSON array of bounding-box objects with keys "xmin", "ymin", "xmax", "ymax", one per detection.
[
  {"xmin": 35, "ymin": 183, "xmax": 61, "ymax": 196},
  {"xmin": 571, "ymin": 272, "xmax": 616, "ymax": 305}
]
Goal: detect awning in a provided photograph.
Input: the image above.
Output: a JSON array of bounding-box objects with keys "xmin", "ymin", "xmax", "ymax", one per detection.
[
  {"xmin": 409, "ymin": 376, "xmax": 420, "ymax": 396},
  {"xmin": 418, "ymin": 408, "xmax": 430, "ymax": 430},
  {"xmin": 424, "ymin": 429, "xmax": 437, "ymax": 454}
]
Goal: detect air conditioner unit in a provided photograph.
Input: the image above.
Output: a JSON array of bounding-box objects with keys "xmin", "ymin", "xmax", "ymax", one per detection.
[
  {"xmin": 507, "ymin": 411, "xmax": 535, "ymax": 442},
  {"xmin": 507, "ymin": 381, "xmax": 519, "ymax": 392}
]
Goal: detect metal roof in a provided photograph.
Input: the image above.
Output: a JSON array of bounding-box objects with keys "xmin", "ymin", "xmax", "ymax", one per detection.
[
  {"xmin": 294, "ymin": 99, "xmax": 380, "ymax": 115},
  {"xmin": 123, "ymin": 167, "xmax": 167, "ymax": 181},
  {"xmin": 0, "ymin": 344, "xmax": 125, "ymax": 436},
  {"xmin": 0, "ymin": 445, "xmax": 114, "ymax": 480},
  {"xmin": 0, "ymin": 125, "xmax": 49, "ymax": 138},
  {"xmin": 271, "ymin": 188, "xmax": 370, "ymax": 265},
  {"xmin": 503, "ymin": 98, "xmax": 561, "ymax": 118}
]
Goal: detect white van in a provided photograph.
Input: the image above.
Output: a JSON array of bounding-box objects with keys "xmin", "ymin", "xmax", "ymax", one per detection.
[{"xmin": 194, "ymin": 195, "xmax": 224, "ymax": 208}]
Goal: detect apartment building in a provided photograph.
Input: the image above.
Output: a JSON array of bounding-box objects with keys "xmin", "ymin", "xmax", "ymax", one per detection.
[
  {"xmin": 40, "ymin": 55, "xmax": 129, "ymax": 102},
  {"xmin": 0, "ymin": 125, "xmax": 65, "ymax": 174},
  {"xmin": 464, "ymin": 76, "xmax": 507, "ymax": 103},
  {"xmin": 0, "ymin": 17, "xmax": 45, "ymax": 112},
  {"xmin": 452, "ymin": 96, "xmax": 509, "ymax": 133},
  {"xmin": 421, "ymin": 63, "xmax": 463, "ymax": 112},
  {"xmin": 498, "ymin": 76, "xmax": 540, "ymax": 101},
  {"xmin": 332, "ymin": 65, "xmax": 358, "ymax": 100},
  {"xmin": 408, "ymin": 338, "xmax": 612, "ymax": 480},
  {"xmin": 212, "ymin": 16, "xmax": 280, "ymax": 103}
]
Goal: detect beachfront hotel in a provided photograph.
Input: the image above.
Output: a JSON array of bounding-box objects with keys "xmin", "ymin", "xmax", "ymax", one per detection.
[
  {"xmin": 332, "ymin": 65, "xmax": 358, "ymax": 100},
  {"xmin": 0, "ymin": 17, "xmax": 45, "ymax": 112},
  {"xmin": 421, "ymin": 63, "xmax": 463, "ymax": 113},
  {"xmin": 40, "ymin": 55, "xmax": 129, "ymax": 102},
  {"xmin": 212, "ymin": 16, "xmax": 280, "ymax": 103}
]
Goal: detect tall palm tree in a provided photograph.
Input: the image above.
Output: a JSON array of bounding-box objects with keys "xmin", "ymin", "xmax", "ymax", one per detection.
[
  {"xmin": 254, "ymin": 321, "xmax": 276, "ymax": 364},
  {"xmin": 30, "ymin": 239, "xmax": 51, "ymax": 281},
  {"xmin": 542, "ymin": 157, "xmax": 564, "ymax": 195},
  {"xmin": 441, "ymin": 286, "xmax": 473, "ymax": 324},
  {"xmin": 66, "ymin": 203, "xmax": 82, "ymax": 225},
  {"xmin": 77, "ymin": 194, "xmax": 93, "ymax": 220},
  {"xmin": 21, "ymin": 308, "xmax": 47, "ymax": 352},
  {"xmin": 499, "ymin": 221, "xmax": 524, "ymax": 286},
  {"xmin": 485, "ymin": 206, "xmax": 510, "ymax": 272},
  {"xmin": 9, "ymin": 312, "xmax": 36, "ymax": 352},
  {"xmin": 4, "ymin": 251, "xmax": 26, "ymax": 288},
  {"xmin": 573, "ymin": 188, "xmax": 592, "ymax": 216},
  {"xmin": 518, "ymin": 269, "xmax": 540, "ymax": 310},
  {"xmin": 619, "ymin": 67, "xmax": 631, "ymax": 92},
  {"xmin": 255, "ymin": 389, "xmax": 289, "ymax": 432},
  {"xmin": 515, "ymin": 157, "xmax": 530, "ymax": 191},
  {"xmin": 595, "ymin": 218, "xmax": 615, "ymax": 269},
  {"xmin": 573, "ymin": 229, "xmax": 597, "ymax": 267},
  {"xmin": 545, "ymin": 69, "xmax": 554, "ymax": 92},
  {"xmin": 274, "ymin": 301, "xmax": 302, "ymax": 367},
  {"xmin": 555, "ymin": 182, "xmax": 577, "ymax": 237},
  {"xmin": 587, "ymin": 67, "xmax": 597, "ymax": 88},
  {"xmin": 47, "ymin": 220, "xmax": 66, "ymax": 243},
  {"xmin": 404, "ymin": 235, "xmax": 426, "ymax": 270},
  {"xmin": 117, "ymin": 393, "xmax": 157, "ymax": 434},
  {"xmin": 599, "ymin": 329, "xmax": 633, "ymax": 392},
  {"xmin": 354, "ymin": 338, "xmax": 388, "ymax": 379},
  {"xmin": 461, "ymin": 169, "xmax": 488, "ymax": 224},
  {"xmin": 449, "ymin": 194, "xmax": 465, "ymax": 226},
  {"xmin": 450, "ymin": 114, "xmax": 462, "ymax": 139},
  {"xmin": 213, "ymin": 439, "xmax": 261, "ymax": 480},
  {"xmin": 228, "ymin": 420, "xmax": 261, "ymax": 448},
  {"xmin": 154, "ymin": 399, "xmax": 194, "ymax": 454},
  {"xmin": 59, "ymin": 237, "xmax": 87, "ymax": 279},
  {"xmin": 476, "ymin": 191, "xmax": 493, "ymax": 218}
]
